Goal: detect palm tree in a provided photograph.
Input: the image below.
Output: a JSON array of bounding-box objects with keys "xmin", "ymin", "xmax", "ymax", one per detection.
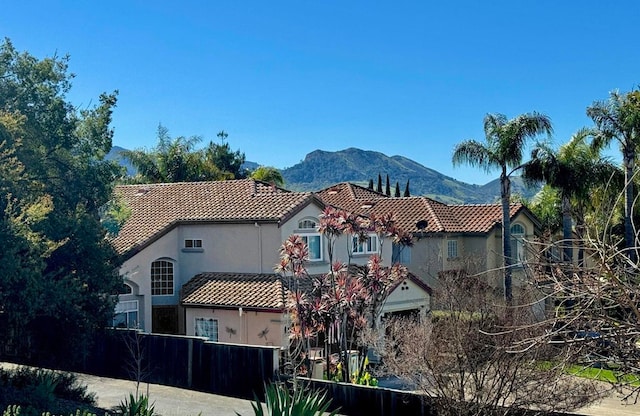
[
  {"xmin": 587, "ymin": 89, "xmax": 640, "ymax": 261},
  {"xmin": 523, "ymin": 128, "xmax": 616, "ymax": 264},
  {"xmin": 250, "ymin": 166, "xmax": 285, "ymax": 187},
  {"xmin": 121, "ymin": 124, "xmax": 209, "ymax": 183},
  {"xmin": 453, "ymin": 112, "xmax": 552, "ymax": 303}
]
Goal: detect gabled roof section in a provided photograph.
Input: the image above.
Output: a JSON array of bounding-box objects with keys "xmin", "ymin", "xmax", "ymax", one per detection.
[
  {"xmin": 181, "ymin": 271, "xmax": 432, "ymax": 310},
  {"xmin": 181, "ymin": 273, "xmax": 286, "ymax": 310},
  {"xmin": 112, "ymin": 179, "xmax": 321, "ymax": 256},
  {"xmin": 314, "ymin": 182, "xmax": 533, "ymax": 235}
]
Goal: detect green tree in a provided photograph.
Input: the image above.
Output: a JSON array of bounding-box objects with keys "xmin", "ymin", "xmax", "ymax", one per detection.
[
  {"xmin": 385, "ymin": 174, "xmax": 391, "ymax": 196},
  {"xmin": 523, "ymin": 129, "xmax": 615, "ymax": 263},
  {"xmin": 376, "ymin": 173, "xmax": 382, "ymax": 193},
  {"xmin": 587, "ymin": 89, "xmax": 640, "ymax": 261},
  {"xmin": 0, "ymin": 39, "xmax": 122, "ymax": 364},
  {"xmin": 453, "ymin": 112, "xmax": 552, "ymax": 303},
  {"xmin": 394, "ymin": 181, "xmax": 400, "ymax": 197},
  {"xmin": 404, "ymin": 179, "xmax": 410, "ymax": 197},
  {"xmin": 250, "ymin": 166, "xmax": 284, "ymax": 187},
  {"xmin": 122, "ymin": 127, "xmax": 247, "ymax": 184},
  {"xmin": 121, "ymin": 125, "xmax": 218, "ymax": 183},
  {"xmin": 203, "ymin": 130, "xmax": 247, "ymax": 179}
]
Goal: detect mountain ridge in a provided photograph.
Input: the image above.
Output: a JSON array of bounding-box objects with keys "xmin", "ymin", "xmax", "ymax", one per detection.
[{"xmin": 107, "ymin": 146, "xmax": 538, "ymax": 204}]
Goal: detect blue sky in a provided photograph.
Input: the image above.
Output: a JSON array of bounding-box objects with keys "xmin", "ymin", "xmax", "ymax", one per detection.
[{"xmin": 2, "ymin": 1, "xmax": 639, "ymax": 185}]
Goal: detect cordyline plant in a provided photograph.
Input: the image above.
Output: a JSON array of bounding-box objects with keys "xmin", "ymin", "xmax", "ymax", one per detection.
[{"xmin": 276, "ymin": 206, "xmax": 412, "ymax": 384}]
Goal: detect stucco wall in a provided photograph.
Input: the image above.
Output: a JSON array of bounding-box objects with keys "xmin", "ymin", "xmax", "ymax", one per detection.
[{"xmin": 185, "ymin": 307, "xmax": 288, "ymax": 347}]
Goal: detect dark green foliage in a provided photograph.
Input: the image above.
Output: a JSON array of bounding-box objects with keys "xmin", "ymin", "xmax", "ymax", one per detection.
[
  {"xmin": 121, "ymin": 126, "xmax": 246, "ymax": 183},
  {"xmin": 240, "ymin": 383, "xmax": 338, "ymax": 416},
  {"xmin": 116, "ymin": 394, "xmax": 155, "ymax": 416},
  {"xmin": 394, "ymin": 181, "xmax": 400, "ymax": 197},
  {"xmin": 367, "ymin": 178, "xmax": 373, "ymax": 189},
  {"xmin": 385, "ymin": 174, "xmax": 390, "ymax": 196},
  {"xmin": 376, "ymin": 173, "xmax": 382, "ymax": 193},
  {"xmin": 0, "ymin": 367, "xmax": 96, "ymax": 416},
  {"xmin": 0, "ymin": 39, "xmax": 122, "ymax": 364},
  {"xmin": 404, "ymin": 179, "xmax": 410, "ymax": 197}
]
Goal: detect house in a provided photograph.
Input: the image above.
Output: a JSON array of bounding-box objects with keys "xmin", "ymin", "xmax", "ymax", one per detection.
[
  {"xmin": 111, "ymin": 179, "xmax": 431, "ymax": 346},
  {"xmin": 316, "ymin": 182, "xmax": 540, "ymax": 296}
]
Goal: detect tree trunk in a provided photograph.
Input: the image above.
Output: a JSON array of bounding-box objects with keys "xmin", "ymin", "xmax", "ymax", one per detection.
[
  {"xmin": 624, "ymin": 150, "xmax": 637, "ymax": 262},
  {"xmin": 500, "ymin": 170, "xmax": 513, "ymax": 305},
  {"xmin": 562, "ymin": 193, "xmax": 573, "ymax": 263}
]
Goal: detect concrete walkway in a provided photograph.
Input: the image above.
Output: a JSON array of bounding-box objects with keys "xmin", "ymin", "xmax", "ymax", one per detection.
[{"xmin": 76, "ymin": 372, "xmax": 255, "ymax": 416}]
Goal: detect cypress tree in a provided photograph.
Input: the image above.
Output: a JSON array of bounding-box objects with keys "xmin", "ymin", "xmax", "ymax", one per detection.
[
  {"xmin": 385, "ymin": 174, "xmax": 391, "ymax": 196},
  {"xmin": 377, "ymin": 174, "xmax": 382, "ymax": 193},
  {"xmin": 368, "ymin": 178, "xmax": 374, "ymax": 189},
  {"xmin": 404, "ymin": 179, "xmax": 410, "ymax": 197},
  {"xmin": 395, "ymin": 181, "xmax": 401, "ymax": 197}
]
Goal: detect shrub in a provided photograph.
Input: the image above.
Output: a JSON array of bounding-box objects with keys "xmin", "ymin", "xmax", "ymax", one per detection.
[
  {"xmin": 116, "ymin": 394, "xmax": 155, "ymax": 416},
  {"xmin": 0, "ymin": 367, "xmax": 96, "ymax": 416},
  {"xmin": 240, "ymin": 382, "xmax": 339, "ymax": 416}
]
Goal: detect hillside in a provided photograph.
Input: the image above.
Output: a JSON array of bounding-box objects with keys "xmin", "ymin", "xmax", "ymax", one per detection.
[
  {"xmin": 108, "ymin": 146, "xmax": 538, "ymax": 204},
  {"xmin": 282, "ymin": 148, "xmax": 537, "ymax": 204}
]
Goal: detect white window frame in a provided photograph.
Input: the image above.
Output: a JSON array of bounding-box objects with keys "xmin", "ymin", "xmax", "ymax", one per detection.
[
  {"xmin": 195, "ymin": 317, "xmax": 219, "ymax": 341},
  {"xmin": 352, "ymin": 234, "xmax": 379, "ymax": 255},
  {"xmin": 447, "ymin": 240, "xmax": 458, "ymax": 259},
  {"xmin": 511, "ymin": 223, "xmax": 526, "ymax": 266},
  {"xmin": 300, "ymin": 234, "xmax": 323, "ymax": 261},
  {"xmin": 151, "ymin": 259, "xmax": 174, "ymax": 296},
  {"xmin": 113, "ymin": 300, "xmax": 139, "ymax": 329},
  {"xmin": 297, "ymin": 217, "xmax": 323, "ymax": 261}
]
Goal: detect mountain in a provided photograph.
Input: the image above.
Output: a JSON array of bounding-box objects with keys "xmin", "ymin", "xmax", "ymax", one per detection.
[
  {"xmin": 107, "ymin": 145, "xmax": 538, "ymax": 204},
  {"xmin": 282, "ymin": 148, "xmax": 538, "ymax": 204}
]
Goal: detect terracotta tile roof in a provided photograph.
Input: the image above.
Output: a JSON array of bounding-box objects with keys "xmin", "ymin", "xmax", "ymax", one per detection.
[
  {"xmin": 112, "ymin": 179, "xmax": 318, "ymax": 256},
  {"xmin": 181, "ymin": 273, "xmax": 287, "ymax": 310},
  {"xmin": 315, "ymin": 182, "xmax": 528, "ymax": 234},
  {"xmin": 181, "ymin": 271, "xmax": 431, "ymax": 309}
]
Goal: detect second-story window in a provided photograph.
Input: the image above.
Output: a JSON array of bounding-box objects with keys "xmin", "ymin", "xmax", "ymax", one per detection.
[
  {"xmin": 297, "ymin": 218, "xmax": 322, "ymax": 261},
  {"xmin": 151, "ymin": 259, "xmax": 174, "ymax": 296},
  {"xmin": 352, "ymin": 234, "xmax": 379, "ymax": 254},
  {"xmin": 184, "ymin": 239, "xmax": 202, "ymax": 248},
  {"xmin": 447, "ymin": 240, "xmax": 458, "ymax": 259}
]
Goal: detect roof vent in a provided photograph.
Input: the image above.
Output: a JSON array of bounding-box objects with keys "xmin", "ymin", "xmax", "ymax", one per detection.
[{"xmin": 416, "ymin": 219, "xmax": 428, "ymax": 230}]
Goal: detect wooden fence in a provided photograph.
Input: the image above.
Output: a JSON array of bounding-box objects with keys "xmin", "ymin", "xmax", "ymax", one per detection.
[{"xmin": 4, "ymin": 329, "xmax": 440, "ymax": 415}]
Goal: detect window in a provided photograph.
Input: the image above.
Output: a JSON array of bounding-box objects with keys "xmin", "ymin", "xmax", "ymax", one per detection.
[
  {"xmin": 297, "ymin": 218, "xmax": 322, "ymax": 261},
  {"xmin": 352, "ymin": 234, "xmax": 378, "ymax": 254},
  {"xmin": 300, "ymin": 234, "xmax": 322, "ymax": 261},
  {"xmin": 447, "ymin": 240, "xmax": 458, "ymax": 259},
  {"xmin": 113, "ymin": 300, "xmax": 138, "ymax": 329},
  {"xmin": 184, "ymin": 239, "xmax": 202, "ymax": 248},
  {"xmin": 151, "ymin": 259, "xmax": 174, "ymax": 296},
  {"xmin": 195, "ymin": 317, "xmax": 218, "ymax": 341},
  {"xmin": 298, "ymin": 219, "xmax": 318, "ymax": 229},
  {"xmin": 511, "ymin": 224, "xmax": 525, "ymax": 265},
  {"xmin": 392, "ymin": 243, "xmax": 411, "ymax": 264}
]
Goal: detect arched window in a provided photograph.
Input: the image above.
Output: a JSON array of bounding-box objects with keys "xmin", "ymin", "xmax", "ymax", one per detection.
[
  {"xmin": 298, "ymin": 218, "xmax": 318, "ymax": 229},
  {"xmin": 119, "ymin": 283, "xmax": 133, "ymax": 295},
  {"xmin": 510, "ymin": 224, "xmax": 525, "ymax": 265},
  {"xmin": 151, "ymin": 259, "xmax": 174, "ymax": 296}
]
